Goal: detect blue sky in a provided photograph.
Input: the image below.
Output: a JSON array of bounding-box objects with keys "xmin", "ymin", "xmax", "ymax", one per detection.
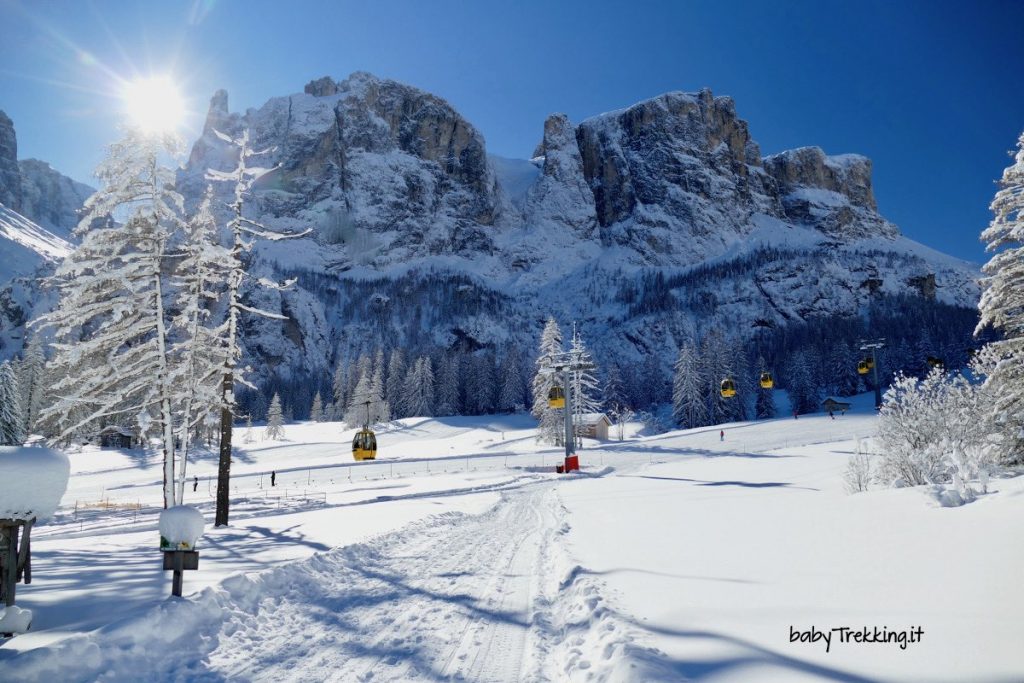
[{"xmin": 1, "ymin": 0, "xmax": 1021, "ymax": 263}]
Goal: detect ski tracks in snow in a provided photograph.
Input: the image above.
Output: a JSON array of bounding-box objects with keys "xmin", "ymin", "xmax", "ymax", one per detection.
[{"xmin": 7, "ymin": 477, "xmax": 662, "ymax": 682}]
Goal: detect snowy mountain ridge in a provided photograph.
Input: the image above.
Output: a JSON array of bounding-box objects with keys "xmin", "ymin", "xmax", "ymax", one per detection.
[{"xmin": 176, "ymin": 73, "xmax": 979, "ymax": 379}]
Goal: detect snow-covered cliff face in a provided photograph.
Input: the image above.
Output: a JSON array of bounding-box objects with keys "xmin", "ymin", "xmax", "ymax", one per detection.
[
  {"xmin": 0, "ymin": 111, "xmax": 22, "ymax": 211},
  {"xmin": 0, "ymin": 110, "xmax": 93, "ymax": 237},
  {"xmin": 17, "ymin": 159, "xmax": 94, "ymax": 237},
  {"xmin": 176, "ymin": 73, "xmax": 978, "ymax": 378}
]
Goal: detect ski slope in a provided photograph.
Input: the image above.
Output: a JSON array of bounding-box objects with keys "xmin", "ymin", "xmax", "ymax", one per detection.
[{"xmin": 3, "ymin": 398, "xmax": 1022, "ymax": 682}]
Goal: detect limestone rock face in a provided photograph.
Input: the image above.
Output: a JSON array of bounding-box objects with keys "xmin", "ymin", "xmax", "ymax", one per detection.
[
  {"xmin": 0, "ymin": 111, "xmax": 22, "ymax": 211},
  {"xmin": 18, "ymin": 159, "xmax": 94, "ymax": 235},
  {"xmin": 763, "ymin": 147, "xmax": 896, "ymax": 239},
  {"xmin": 764, "ymin": 146, "xmax": 875, "ymax": 209},
  {"xmin": 182, "ymin": 72, "xmax": 505, "ymax": 266},
  {"xmin": 564, "ymin": 90, "xmax": 784, "ymax": 262},
  {"xmin": 522, "ymin": 113, "xmax": 597, "ymax": 238}
]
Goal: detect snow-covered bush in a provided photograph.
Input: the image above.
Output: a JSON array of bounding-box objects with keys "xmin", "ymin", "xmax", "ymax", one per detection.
[
  {"xmin": 877, "ymin": 366, "xmax": 997, "ymax": 489},
  {"xmin": 843, "ymin": 452, "xmax": 872, "ymax": 494}
]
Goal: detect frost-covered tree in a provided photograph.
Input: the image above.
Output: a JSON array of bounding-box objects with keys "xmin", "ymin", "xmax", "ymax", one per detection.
[
  {"xmin": 464, "ymin": 352, "xmax": 496, "ymax": 415},
  {"xmin": 331, "ymin": 356, "xmax": 349, "ymax": 420},
  {"xmin": 385, "ymin": 349, "xmax": 407, "ymax": 419},
  {"xmin": 754, "ymin": 356, "xmax": 777, "ymax": 420},
  {"xmin": 570, "ymin": 327, "xmax": 602, "ymax": 438},
  {"xmin": 672, "ymin": 342, "xmax": 706, "ymax": 428},
  {"xmin": 345, "ymin": 353, "xmax": 389, "ymax": 425},
  {"xmin": 403, "ymin": 356, "xmax": 435, "ymax": 417},
  {"xmin": 532, "ymin": 317, "xmax": 564, "ymax": 443},
  {"xmin": 434, "ymin": 355, "xmax": 461, "ymax": 416},
  {"xmin": 15, "ymin": 335, "xmax": 46, "ymax": 435},
  {"xmin": 310, "ymin": 391, "xmax": 323, "ymax": 422},
  {"xmin": 0, "ymin": 361, "xmax": 25, "ymax": 445},
  {"xmin": 977, "ymin": 130, "xmax": 1024, "ymax": 463},
  {"xmin": 877, "ymin": 365, "xmax": 997, "ymax": 487},
  {"xmin": 497, "ymin": 347, "xmax": 525, "ymax": 413},
  {"xmin": 169, "ymin": 186, "xmax": 230, "ymax": 504},
  {"xmin": 206, "ymin": 129, "xmax": 305, "ymax": 526},
  {"xmin": 39, "ymin": 127, "xmax": 184, "ymax": 507},
  {"xmin": 265, "ymin": 393, "xmax": 284, "ymax": 440},
  {"xmin": 786, "ymin": 351, "xmax": 821, "ymax": 415},
  {"xmin": 603, "ymin": 363, "xmax": 627, "ymax": 415}
]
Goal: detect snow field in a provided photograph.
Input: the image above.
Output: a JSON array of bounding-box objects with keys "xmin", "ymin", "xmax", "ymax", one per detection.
[{"xmin": 3, "ymin": 402, "xmax": 1022, "ymax": 682}]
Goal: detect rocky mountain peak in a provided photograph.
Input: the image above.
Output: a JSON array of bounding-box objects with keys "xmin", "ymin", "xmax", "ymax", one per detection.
[
  {"xmin": 0, "ymin": 110, "xmax": 23, "ymax": 211},
  {"xmin": 764, "ymin": 146, "xmax": 876, "ymax": 210}
]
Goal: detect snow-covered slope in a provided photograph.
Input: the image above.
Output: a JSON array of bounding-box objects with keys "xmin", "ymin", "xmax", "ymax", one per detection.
[
  {"xmin": 0, "ymin": 204, "xmax": 70, "ymax": 356},
  {"xmin": 0, "ymin": 203, "xmax": 71, "ymax": 280}
]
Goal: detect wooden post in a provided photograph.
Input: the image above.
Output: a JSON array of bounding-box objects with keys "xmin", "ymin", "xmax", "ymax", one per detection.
[
  {"xmin": 5, "ymin": 523, "xmax": 19, "ymax": 607},
  {"xmin": 171, "ymin": 551, "xmax": 183, "ymax": 597}
]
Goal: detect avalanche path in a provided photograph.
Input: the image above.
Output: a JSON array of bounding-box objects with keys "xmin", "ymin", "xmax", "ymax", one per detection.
[{"xmin": 6, "ymin": 477, "xmax": 650, "ymax": 682}]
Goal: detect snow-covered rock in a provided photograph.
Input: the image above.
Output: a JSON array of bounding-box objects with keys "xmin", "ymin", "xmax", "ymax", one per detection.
[
  {"xmin": 0, "ymin": 446, "xmax": 70, "ymax": 522},
  {"xmin": 159, "ymin": 505, "xmax": 206, "ymax": 550}
]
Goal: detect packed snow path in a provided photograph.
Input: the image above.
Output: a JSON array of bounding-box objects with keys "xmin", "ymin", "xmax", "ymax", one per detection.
[
  {"xmin": 209, "ymin": 482, "xmax": 559, "ymax": 681},
  {"xmin": 7, "ymin": 478, "xmax": 648, "ymax": 682}
]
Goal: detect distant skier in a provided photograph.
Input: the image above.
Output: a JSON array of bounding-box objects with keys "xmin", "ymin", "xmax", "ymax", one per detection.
[
  {"xmin": 193, "ymin": 475, "xmax": 198, "ymax": 493},
  {"xmin": 793, "ymin": 409, "xmax": 799, "ymax": 420},
  {"xmin": 271, "ymin": 470, "xmax": 277, "ymax": 487},
  {"xmin": 828, "ymin": 409, "xmax": 835, "ymax": 420},
  {"xmin": 720, "ymin": 430, "xmax": 724, "ymax": 442}
]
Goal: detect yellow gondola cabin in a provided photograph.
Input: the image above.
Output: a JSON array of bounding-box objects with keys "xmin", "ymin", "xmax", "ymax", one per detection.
[
  {"xmin": 759, "ymin": 372, "xmax": 774, "ymax": 389},
  {"xmin": 548, "ymin": 386, "xmax": 565, "ymax": 409},
  {"xmin": 352, "ymin": 429, "xmax": 377, "ymax": 461},
  {"xmin": 720, "ymin": 378, "xmax": 737, "ymax": 398},
  {"xmin": 857, "ymin": 360, "xmax": 870, "ymax": 375}
]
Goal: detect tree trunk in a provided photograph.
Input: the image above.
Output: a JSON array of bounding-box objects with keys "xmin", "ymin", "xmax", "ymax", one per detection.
[{"xmin": 214, "ymin": 370, "xmax": 233, "ymax": 527}]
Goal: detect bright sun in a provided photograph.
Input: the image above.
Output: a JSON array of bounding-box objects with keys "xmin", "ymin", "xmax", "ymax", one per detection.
[{"xmin": 121, "ymin": 76, "xmax": 185, "ymax": 134}]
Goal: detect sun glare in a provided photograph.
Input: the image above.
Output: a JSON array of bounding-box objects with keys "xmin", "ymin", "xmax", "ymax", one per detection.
[{"xmin": 121, "ymin": 76, "xmax": 185, "ymax": 134}]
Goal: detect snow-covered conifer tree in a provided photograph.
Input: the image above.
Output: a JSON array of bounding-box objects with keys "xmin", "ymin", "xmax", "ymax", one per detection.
[
  {"xmin": 385, "ymin": 349, "xmax": 407, "ymax": 419},
  {"xmin": 331, "ymin": 357, "xmax": 348, "ymax": 420},
  {"xmin": 672, "ymin": 341, "xmax": 707, "ymax": 428},
  {"xmin": 170, "ymin": 186, "xmax": 230, "ymax": 503},
  {"xmin": 977, "ymin": 130, "xmax": 1024, "ymax": 463},
  {"xmin": 402, "ymin": 357, "xmax": 435, "ymax": 417},
  {"xmin": 39, "ymin": 127, "xmax": 184, "ymax": 506},
  {"xmin": 469, "ymin": 351, "xmax": 498, "ymax": 415},
  {"xmin": 205, "ymin": 129, "xmax": 306, "ymax": 525},
  {"xmin": 265, "ymin": 393, "xmax": 284, "ymax": 440},
  {"xmin": 434, "ymin": 355, "xmax": 461, "ymax": 416},
  {"xmin": 532, "ymin": 317, "xmax": 564, "ymax": 443},
  {"xmin": 497, "ymin": 347, "xmax": 525, "ymax": 413},
  {"xmin": 754, "ymin": 356, "xmax": 777, "ymax": 420},
  {"xmin": 569, "ymin": 327, "xmax": 601, "ymax": 443},
  {"xmin": 16, "ymin": 335, "xmax": 46, "ymax": 436},
  {"xmin": 310, "ymin": 391, "xmax": 323, "ymax": 422},
  {"xmin": 0, "ymin": 361, "xmax": 25, "ymax": 445}
]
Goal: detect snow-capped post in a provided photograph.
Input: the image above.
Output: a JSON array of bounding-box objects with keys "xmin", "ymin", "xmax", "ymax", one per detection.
[
  {"xmin": 159, "ymin": 505, "xmax": 205, "ymax": 597},
  {"xmin": 205, "ymin": 128, "xmax": 310, "ymax": 527},
  {"xmin": 0, "ymin": 446, "xmax": 70, "ymax": 635}
]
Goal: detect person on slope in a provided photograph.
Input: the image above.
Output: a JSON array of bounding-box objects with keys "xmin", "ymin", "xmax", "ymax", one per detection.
[{"xmin": 720, "ymin": 430, "xmax": 725, "ymax": 442}]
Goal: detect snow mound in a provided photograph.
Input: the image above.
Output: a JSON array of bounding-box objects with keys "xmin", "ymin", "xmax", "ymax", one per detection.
[
  {"xmin": 0, "ymin": 605, "xmax": 33, "ymax": 634},
  {"xmin": 0, "ymin": 446, "xmax": 70, "ymax": 521},
  {"xmin": 158, "ymin": 505, "xmax": 205, "ymax": 550}
]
